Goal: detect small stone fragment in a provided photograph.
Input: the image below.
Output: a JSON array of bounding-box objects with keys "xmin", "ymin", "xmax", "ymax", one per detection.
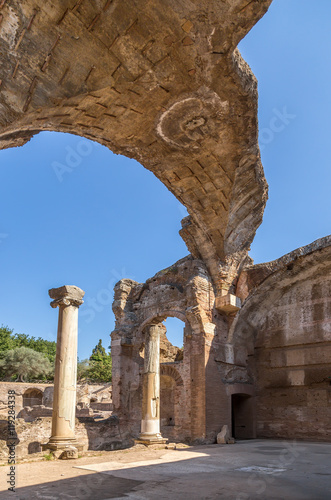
[
  {"xmin": 58, "ymin": 446, "xmax": 78, "ymax": 460},
  {"xmin": 165, "ymin": 443, "xmax": 177, "ymax": 449},
  {"xmin": 217, "ymin": 425, "xmax": 235, "ymax": 444}
]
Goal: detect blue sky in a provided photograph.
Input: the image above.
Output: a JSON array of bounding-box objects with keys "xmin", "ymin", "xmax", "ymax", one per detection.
[{"xmin": 0, "ymin": 0, "xmax": 330, "ymax": 358}]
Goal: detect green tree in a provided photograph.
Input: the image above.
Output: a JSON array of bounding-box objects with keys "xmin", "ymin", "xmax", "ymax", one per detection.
[
  {"xmin": 0, "ymin": 325, "xmax": 16, "ymax": 352},
  {"xmin": 0, "ymin": 347, "xmax": 52, "ymax": 382},
  {"xmin": 0, "ymin": 326, "xmax": 16, "ymax": 378},
  {"xmin": 13, "ymin": 334, "xmax": 56, "ymax": 364},
  {"xmin": 12, "ymin": 333, "xmax": 30, "ymax": 347},
  {"xmin": 90, "ymin": 339, "xmax": 107, "ymax": 360},
  {"xmin": 88, "ymin": 339, "xmax": 112, "ymax": 382},
  {"xmin": 77, "ymin": 358, "xmax": 90, "ymax": 381}
]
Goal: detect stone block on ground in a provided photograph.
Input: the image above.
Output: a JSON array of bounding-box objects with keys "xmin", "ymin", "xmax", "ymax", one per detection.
[
  {"xmin": 217, "ymin": 425, "xmax": 235, "ymax": 444},
  {"xmin": 53, "ymin": 446, "xmax": 79, "ymax": 460}
]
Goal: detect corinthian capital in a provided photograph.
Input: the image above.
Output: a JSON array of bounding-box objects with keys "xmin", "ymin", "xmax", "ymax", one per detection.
[{"xmin": 49, "ymin": 285, "xmax": 85, "ymax": 308}]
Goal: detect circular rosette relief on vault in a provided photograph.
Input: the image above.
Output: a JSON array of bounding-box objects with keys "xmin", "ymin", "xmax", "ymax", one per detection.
[{"xmin": 157, "ymin": 88, "xmax": 229, "ymax": 149}]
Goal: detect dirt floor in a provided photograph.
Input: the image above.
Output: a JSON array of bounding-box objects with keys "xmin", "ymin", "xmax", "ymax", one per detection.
[{"xmin": 0, "ymin": 440, "xmax": 330, "ymax": 499}]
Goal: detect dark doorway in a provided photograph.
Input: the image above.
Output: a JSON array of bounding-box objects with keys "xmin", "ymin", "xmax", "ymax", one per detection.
[
  {"xmin": 231, "ymin": 393, "xmax": 256, "ymax": 439},
  {"xmin": 160, "ymin": 375, "xmax": 176, "ymax": 428}
]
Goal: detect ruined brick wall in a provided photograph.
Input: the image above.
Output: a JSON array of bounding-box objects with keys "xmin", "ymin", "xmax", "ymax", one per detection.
[
  {"xmin": 0, "ymin": 416, "xmax": 125, "ymax": 461},
  {"xmin": 111, "ymin": 255, "xmax": 254, "ymax": 444},
  {"xmin": 0, "ymin": 382, "xmax": 112, "ymax": 413},
  {"xmin": 235, "ymin": 237, "xmax": 331, "ymax": 441},
  {"xmin": 111, "ymin": 256, "xmax": 222, "ymax": 443},
  {"xmin": 160, "ymin": 363, "xmax": 190, "ymax": 441},
  {"xmin": 0, "ymin": 382, "xmax": 53, "ymax": 412},
  {"xmin": 0, "ymin": 382, "xmax": 121, "ymax": 461}
]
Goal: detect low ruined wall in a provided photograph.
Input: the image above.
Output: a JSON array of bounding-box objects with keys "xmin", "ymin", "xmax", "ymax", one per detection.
[
  {"xmin": 235, "ymin": 239, "xmax": 331, "ymax": 441},
  {"xmin": 0, "ymin": 382, "xmax": 53, "ymax": 413},
  {"xmin": 0, "ymin": 380, "xmax": 122, "ymax": 462},
  {"xmin": 0, "ymin": 416, "xmax": 129, "ymax": 462},
  {"xmin": 0, "ymin": 382, "xmax": 112, "ymax": 413}
]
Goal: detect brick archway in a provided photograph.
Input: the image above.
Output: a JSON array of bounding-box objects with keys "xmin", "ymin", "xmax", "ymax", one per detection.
[
  {"xmin": 160, "ymin": 365, "xmax": 183, "ymax": 386},
  {"xmin": 23, "ymin": 388, "xmax": 43, "ymax": 407}
]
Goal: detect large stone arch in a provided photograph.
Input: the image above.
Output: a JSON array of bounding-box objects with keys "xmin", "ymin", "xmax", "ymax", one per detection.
[
  {"xmin": 160, "ymin": 365, "xmax": 183, "ymax": 386},
  {"xmin": 0, "ymin": 0, "xmax": 272, "ymax": 288},
  {"xmin": 111, "ymin": 255, "xmax": 223, "ymax": 441}
]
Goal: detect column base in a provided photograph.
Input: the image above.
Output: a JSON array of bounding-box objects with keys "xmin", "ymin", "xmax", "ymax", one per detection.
[
  {"xmin": 135, "ymin": 433, "xmax": 168, "ymax": 446},
  {"xmin": 42, "ymin": 438, "xmax": 84, "ymax": 459}
]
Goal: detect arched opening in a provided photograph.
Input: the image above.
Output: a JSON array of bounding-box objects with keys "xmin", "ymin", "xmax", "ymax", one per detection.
[
  {"xmin": 160, "ymin": 375, "xmax": 176, "ymax": 428},
  {"xmin": 162, "ymin": 317, "xmax": 185, "ymax": 349},
  {"xmin": 159, "ymin": 365, "xmax": 185, "ymax": 441},
  {"xmin": 231, "ymin": 393, "xmax": 256, "ymax": 439},
  {"xmin": 23, "ymin": 388, "xmax": 43, "ymax": 407},
  {"xmin": 160, "ymin": 317, "xmax": 185, "ymax": 362},
  {"xmin": 158, "ymin": 317, "xmax": 186, "ymax": 440},
  {"xmin": 138, "ymin": 317, "xmax": 188, "ymax": 442}
]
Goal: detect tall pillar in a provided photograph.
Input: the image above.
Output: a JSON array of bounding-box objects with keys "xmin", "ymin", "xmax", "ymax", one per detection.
[
  {"xmin": 136, "ymin": 323, "xmax": 167, "ymax": 444},
  {"xmin": 44, "ymin": 285, "xmax": 85, "ymax": 456}
]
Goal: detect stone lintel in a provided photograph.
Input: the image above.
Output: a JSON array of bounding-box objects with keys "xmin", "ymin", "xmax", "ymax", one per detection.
[
  {"xmin": 215, "ymin": 294, "xmax": 241, "ymax": 315},
  {"xmin": 49, "ymin": 285, "xmax": 85, "ymax": 308}
]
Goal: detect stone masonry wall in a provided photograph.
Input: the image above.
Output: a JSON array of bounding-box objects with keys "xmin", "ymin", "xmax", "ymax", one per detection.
[
  {"xmin": 0, "ymin": 416, "xmax": 125, "ymax": 461},
  {"xmin": 0, "ymin": 382, "xmax": 121, "ymax": 461},
  {"xmin": 112, "ymin": 255, "xmax": 254, "ymax": 444},
  {"xmin": 0, "ymin": 382, "xmax": 112, "ymax": 413},
  {"xmin": 235, "ymin": 238, "xmax": 331, "ymax": 441},
  {"xmin": 111, "ymin": 256, "xmax": 216, "ymax": 443}
]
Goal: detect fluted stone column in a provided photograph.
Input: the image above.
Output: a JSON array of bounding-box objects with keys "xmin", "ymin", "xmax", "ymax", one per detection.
[
  {"xmin": 44, "ymin": 285, "xmax": 85, "ymax": 456},
  {"xmin": 136, "ymin": 323, "xmax": 167, "ymax": 444}
]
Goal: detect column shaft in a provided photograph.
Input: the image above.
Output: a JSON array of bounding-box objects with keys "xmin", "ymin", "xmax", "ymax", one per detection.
[
  {"xmin": 44, "ymin": 285, "xmax": 84, "ymax": 456},
  {"xmin": 51, "ymin": 304, "xmax": 78, "ymax": 441},
  {"xmin": 138, "ymin": 324, "xmax": 166, "ymax": 443}
]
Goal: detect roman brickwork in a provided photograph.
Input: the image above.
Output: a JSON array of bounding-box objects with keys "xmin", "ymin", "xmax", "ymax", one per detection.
[
  {"xmin": 235, "ymin": 237, "xmax": 331, "ymax": 441},
  {"xmin": 111, "ymin": 238, "xmax": 331, "ymax": 444}
]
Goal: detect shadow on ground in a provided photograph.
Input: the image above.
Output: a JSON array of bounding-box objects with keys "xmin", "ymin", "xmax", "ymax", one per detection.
[{"xmin": 0, "ymin": 440, "xmax": 330, "ymax": 500}]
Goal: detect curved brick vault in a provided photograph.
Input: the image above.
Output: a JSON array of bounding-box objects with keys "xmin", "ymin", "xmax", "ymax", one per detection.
[{"xmin": 0, "ymin": 0, "xmax": 272, "ymax": 288}]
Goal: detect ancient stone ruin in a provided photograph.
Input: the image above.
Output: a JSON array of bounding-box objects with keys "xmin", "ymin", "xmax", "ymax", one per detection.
[
  {"xmin": 0, "ymin": 0, "xmax": 330, "ymax": 454},
  {"xmin": 0, "ymin": 379, "xmax": 116, "ymax": 458}
]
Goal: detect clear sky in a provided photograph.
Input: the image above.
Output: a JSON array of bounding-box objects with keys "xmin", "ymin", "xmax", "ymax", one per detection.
[{"xmin": 0, "ymin": 0, "xmax": 330, "ymax": 358}]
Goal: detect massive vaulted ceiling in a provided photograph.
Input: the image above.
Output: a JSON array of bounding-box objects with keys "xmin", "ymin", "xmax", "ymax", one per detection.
[{"xmin": 0, "ymin": 0, "xmax": 272, "ymax": 287}]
